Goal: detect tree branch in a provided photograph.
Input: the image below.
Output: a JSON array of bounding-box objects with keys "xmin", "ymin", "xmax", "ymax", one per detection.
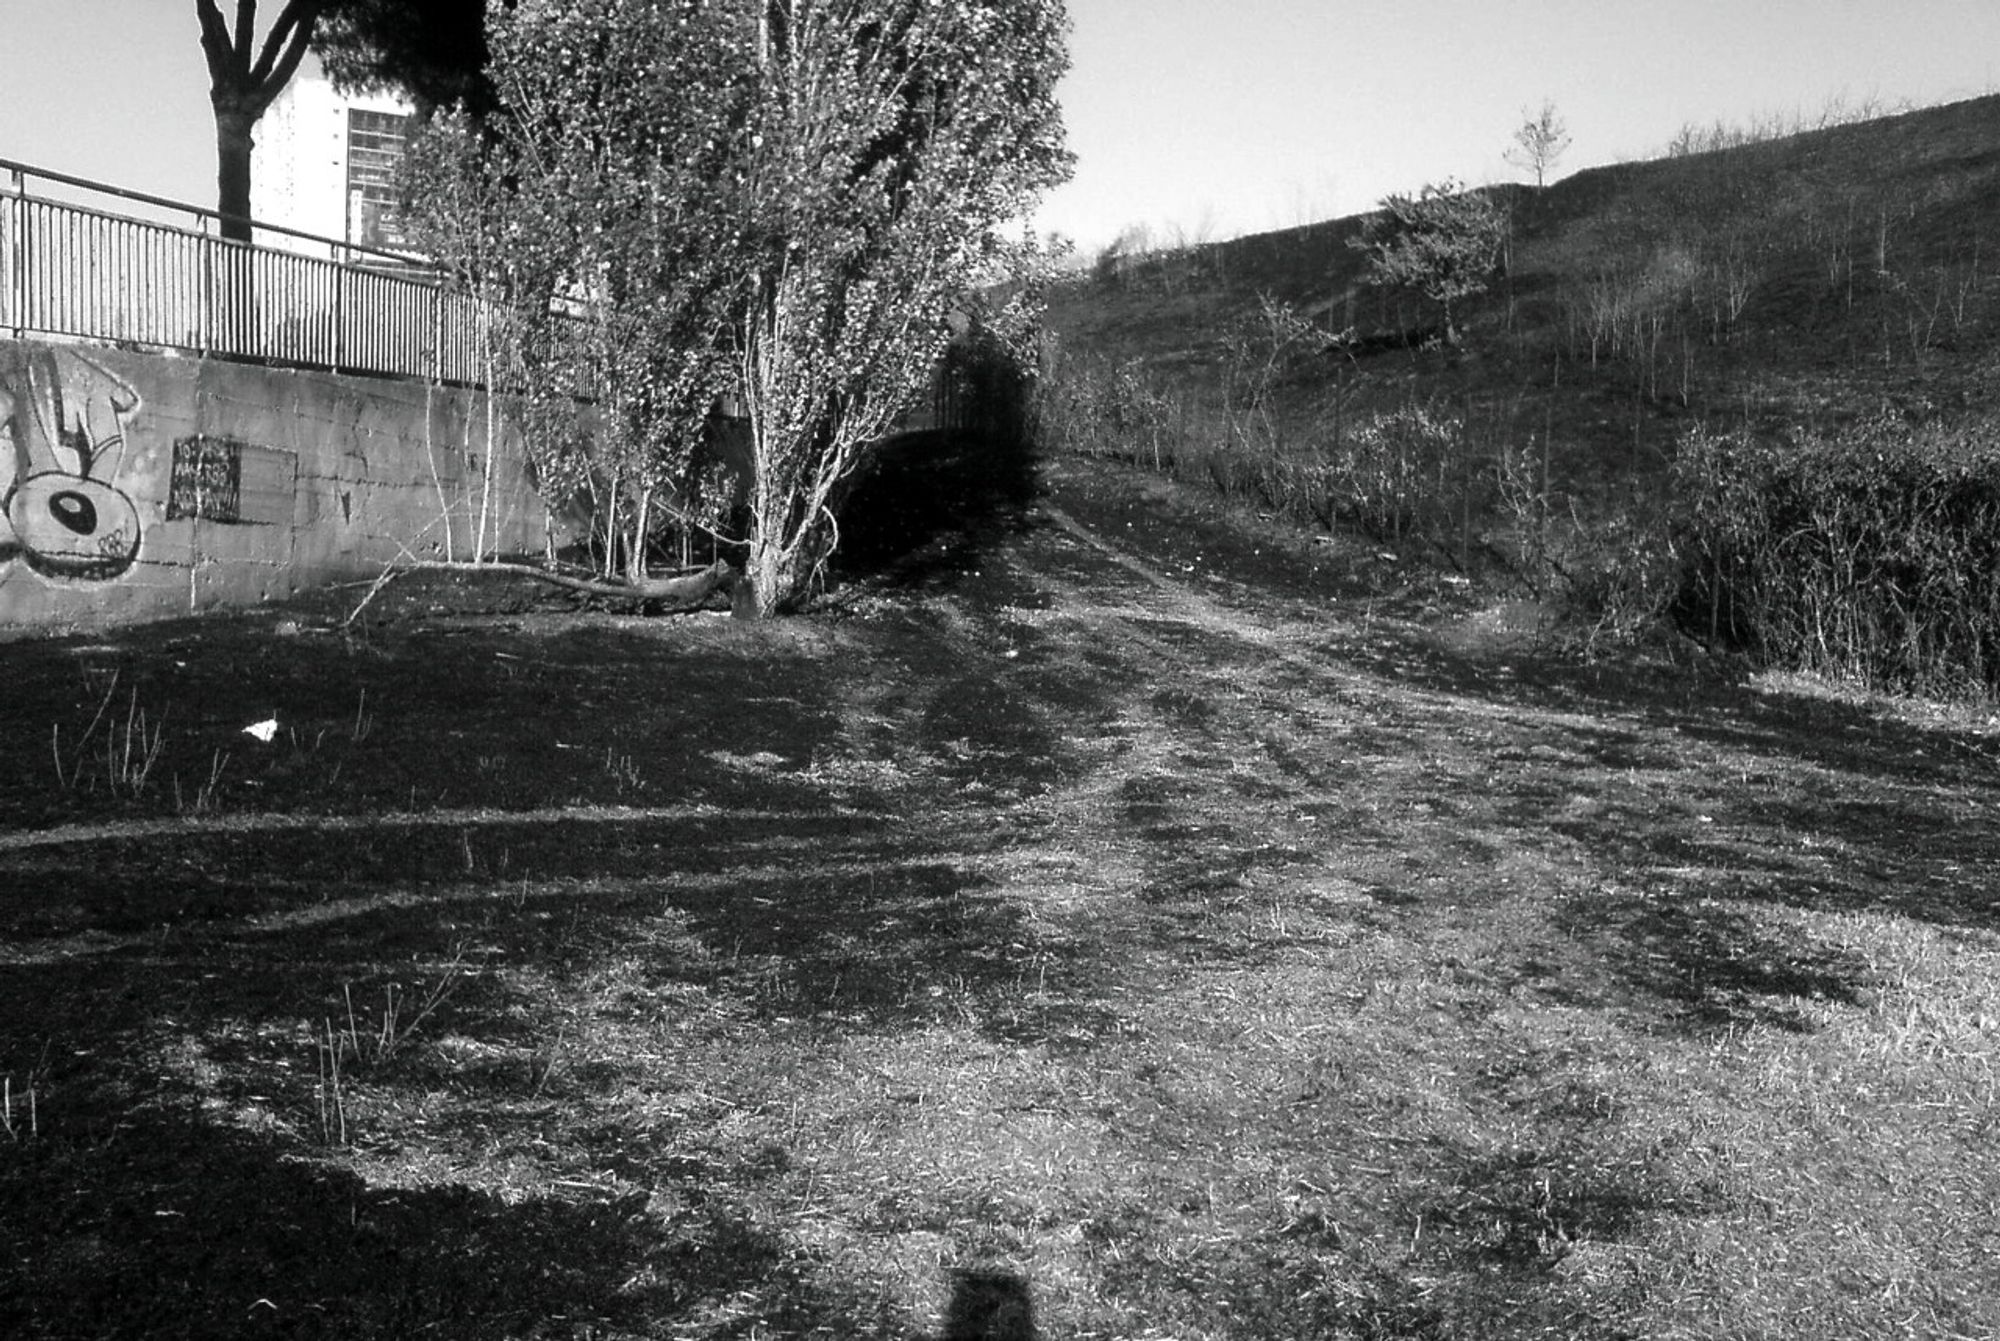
[
  {"xmin": 232, "ymin": 0, "xmax": 257, "ymax": 63},
  {"xmin": 248, "ymin": 0, "xmax": 326, "ymax": 104},
  {"xmin": 195, "ymin": 0, "xmax": 241, "ymax": 87}
]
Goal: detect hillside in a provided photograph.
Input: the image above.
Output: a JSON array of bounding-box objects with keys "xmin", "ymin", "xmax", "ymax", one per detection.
[
  {"xmin": 1046, "ymin": 92, "xmax": 2000, "ymax": 466},
  {"xmin": 1035, "ymin": 95, "xmax": 2000, "ymax": 697}
]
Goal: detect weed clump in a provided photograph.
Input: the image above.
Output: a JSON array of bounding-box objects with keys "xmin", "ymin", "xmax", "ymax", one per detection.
[{"xmin": 1672, "ymin": 414, "xmax": 2000, "ymax": 697}]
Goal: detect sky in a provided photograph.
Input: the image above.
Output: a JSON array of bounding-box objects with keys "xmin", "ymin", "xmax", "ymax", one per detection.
[{"xmin": 5, "ymin": 1, "xmax": 2000, "ymax": 254}]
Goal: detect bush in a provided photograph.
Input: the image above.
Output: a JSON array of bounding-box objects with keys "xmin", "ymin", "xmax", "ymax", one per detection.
[
  {"xmin": 1328, "ymin": 404, "xmax": 1469, "ymax": 545},
  {"xmin": 1028, "ymin": 336, "xmax": 1355, "ymax": 534},
  {"xmin": 1672, "ymin": 415, "xmax": 2000, "ymax": 696},
  {"xmin": 1028, "ymin": 336, "xmax": 1167, "ymax": 466}
]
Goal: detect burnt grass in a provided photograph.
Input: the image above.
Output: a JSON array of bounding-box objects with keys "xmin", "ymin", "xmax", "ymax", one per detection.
[{"xmin": 3, "ymin": 434, "xmax": 1999, "ymax": 1339}]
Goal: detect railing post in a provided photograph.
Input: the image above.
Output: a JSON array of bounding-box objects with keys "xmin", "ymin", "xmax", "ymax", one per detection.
[
  {"xmin": 6, "ymin": 165, "xmax": 26, "ymax": 339},
  {"xmin": 333, "ymin": 258, "xmax": 346, "ymax": 374},
  {"xmin": 197, "ymin": 213, "xmax": 213, "ymax": 358}
]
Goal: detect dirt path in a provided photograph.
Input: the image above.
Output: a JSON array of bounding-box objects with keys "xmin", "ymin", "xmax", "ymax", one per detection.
[{"xmin": 2, "ymin": 458, "xmax": 1997, "ymax": 1340}]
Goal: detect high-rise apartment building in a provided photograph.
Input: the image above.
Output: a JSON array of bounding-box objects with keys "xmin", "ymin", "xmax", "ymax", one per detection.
[{"xmin": 251, "ymin": 61, "xmax": 418, "ymax": 257}]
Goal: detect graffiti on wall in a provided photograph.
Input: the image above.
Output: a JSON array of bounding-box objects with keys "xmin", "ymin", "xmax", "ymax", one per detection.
[{"xmin": 0, "ymin": 346, "xmax": 144, "ymax": 582}]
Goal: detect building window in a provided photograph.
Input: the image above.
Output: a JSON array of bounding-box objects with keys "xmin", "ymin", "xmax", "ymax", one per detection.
[{"xmin": 346, "ymin": 108, "xmax": 413, "ymax": 251}]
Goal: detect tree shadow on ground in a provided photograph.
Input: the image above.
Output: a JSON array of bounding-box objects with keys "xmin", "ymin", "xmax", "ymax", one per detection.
[
  {"xmin": 0, "ymin": 571, "xmax": 1127, "ymax": 1339},
  {"xmin": 0, "ymin": 1080, "xmax": 914, "ymax": 1340},
  {"xmin": 1462, "ymin": 660, "xmax": 1993, "ymax": 1033},
  {"xmin": 1509, "ymin": 660, "xmax": 2000, "ymax": 929},
  {"xmin": 0, "ymin": 808, "xmax": 906, "ymax": 939},
  {"xmin": 0, "ymin": 801, "xmax": 1095, "ymax": 1080},
  {"xmin": 1550, "ymin": 887, "xmax": 1879, "ymax": 1032},
  {"xmin": 0, "ymin": 810, "xmax": 1062, "ymax": 1337},
  {"xmin": 831, "ymin": 428, "xmax": 1041, "ymax": 591},
  {"xmin": 1041, "ymin": 454, "xmax": 2000, "ymax": 1043},
  {"xmin": 0, "ymin": 618, "xmax": 854, "ymax": 831},
  {"xmin": 1506, "ymin": 652, "xmax": 2000, "ymax": 794},
  {"xmin": 1406, "ymin": 647, "xmax": 1998, "ymax": 1031},
  {"xmin": 1274, "ymin": 586, "xmax": 2000, "ymax": 931}
]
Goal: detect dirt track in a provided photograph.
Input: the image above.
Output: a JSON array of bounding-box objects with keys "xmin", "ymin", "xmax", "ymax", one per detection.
[{"xmin": 2, "ymin": 455, "xmax": 1997, "ymax": 1339}]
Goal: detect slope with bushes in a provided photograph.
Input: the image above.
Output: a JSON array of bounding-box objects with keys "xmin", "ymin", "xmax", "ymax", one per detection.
[{"xmin": 1041, "ymin": 93, "xmax": 2000, "ymax": 695}]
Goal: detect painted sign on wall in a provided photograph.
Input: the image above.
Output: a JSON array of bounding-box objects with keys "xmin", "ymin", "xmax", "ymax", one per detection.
[{"xmin": 167, "ymin": 435, "xmax": 246, "ymax": 524}]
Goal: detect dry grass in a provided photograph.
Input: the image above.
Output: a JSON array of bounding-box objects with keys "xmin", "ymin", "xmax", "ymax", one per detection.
[{"xmin": 2, "ymin": 455, "xmax": 1996, "ymax": 1338}]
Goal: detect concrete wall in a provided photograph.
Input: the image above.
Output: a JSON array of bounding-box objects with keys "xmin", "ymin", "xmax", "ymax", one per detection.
[{"xmin": 0, "ymin": 339, "xmax": 550, "ymax": 633}]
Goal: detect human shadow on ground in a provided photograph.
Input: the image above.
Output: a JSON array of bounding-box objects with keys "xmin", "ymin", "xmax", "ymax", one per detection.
[{"xmin": 939, "ymin": 1269, "xmax": 1038, "ymax": 1341}]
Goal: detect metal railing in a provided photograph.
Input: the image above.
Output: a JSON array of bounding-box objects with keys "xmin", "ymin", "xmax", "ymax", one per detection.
[{"xmin": 1, "ymin": 157, "xmax": 487, "ymax": 384}]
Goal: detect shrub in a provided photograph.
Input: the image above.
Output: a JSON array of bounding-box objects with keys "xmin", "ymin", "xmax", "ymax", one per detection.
[
  {"xmin": 1328, "ymin": 404, "xmax": 1470, "ymax": 545},
  {"xmin": 1551, "ymin": 507, "xmax": 1681, "ymax": 651},
  {"xmin": 1350, "ymin": 181, "xmax": 1507, "ymax": 347},
  {"xmin": 1672, "ymin": 415, "xmax": 2000, "ymax": 696},
  {"xmin": 1029, "ymin": 337, "xmax": 1180, "ymax": 469}
]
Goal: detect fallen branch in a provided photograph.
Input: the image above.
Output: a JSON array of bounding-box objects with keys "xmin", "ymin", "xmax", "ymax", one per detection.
[{"xmin": 344, "ymin": 559, "xmax": 736, "ymax": 628}]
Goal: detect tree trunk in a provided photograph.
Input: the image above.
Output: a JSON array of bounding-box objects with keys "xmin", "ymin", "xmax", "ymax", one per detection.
[
  {"xmin": 207, "ymin": 105, "xmax": 260, "ymax": 353},
  {"xmin": 214, "ymin": 108, "xmax": 257, "ymax": 244},
  {"xmin": 738, "ymin": 491, "xmax": 837, "ymax": 619},
  {"xmin": 736, "ymin": 532, "xmax": 798, "ymax": 619}
]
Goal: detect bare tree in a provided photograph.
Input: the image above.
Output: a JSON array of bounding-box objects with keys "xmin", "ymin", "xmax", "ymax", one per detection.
[{"xmin": 1505, "ymin": 98, "xmax": 1571, "ymax": 188}]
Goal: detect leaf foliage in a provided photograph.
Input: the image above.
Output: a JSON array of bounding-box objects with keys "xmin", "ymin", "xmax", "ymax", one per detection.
[
  {"xmin": 1350, "ymin": 180, "xmax": 1507, "ymax": 345},
  {"xmin": 403, "ymin": 0, "xmax": 1072, "ymax": 604}
]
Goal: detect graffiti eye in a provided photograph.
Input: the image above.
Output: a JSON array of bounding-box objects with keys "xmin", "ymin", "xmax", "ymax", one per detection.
[
  {"xmin": 50, "ymin": 490, "xmax": 99, "ymax": 536},
  {"xmin": 7, "ymin": 474, "xmax": 141, "ymax": 582}
]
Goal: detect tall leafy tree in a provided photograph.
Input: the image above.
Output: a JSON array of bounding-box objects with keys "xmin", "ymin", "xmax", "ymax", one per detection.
[
  {"xmin": 731, "ymin": 0, "xmax": 1072, "ymax": 615},
  {"xmin": 197, "ymin": 0, "xmax": 497, "ymax": 243},
  {"xmin": 406, "ymin": 0, "xmax": 758, "ymax": 589},
  {"xmin": 313, "ymin": 0, "xmax": 498, "ymax": 117},
  {"xmin": 407, "ymin": 0, "xmax": 1070, "ymax": 612}
]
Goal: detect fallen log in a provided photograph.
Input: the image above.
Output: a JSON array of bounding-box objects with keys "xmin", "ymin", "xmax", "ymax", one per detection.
[
  {"xmin": 344, "ymin": 559, "xmax": 736, "ymax": 626},
  {"xmin": 474, "ymin": 558, "xmax": 736, "ymax": 605}
]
